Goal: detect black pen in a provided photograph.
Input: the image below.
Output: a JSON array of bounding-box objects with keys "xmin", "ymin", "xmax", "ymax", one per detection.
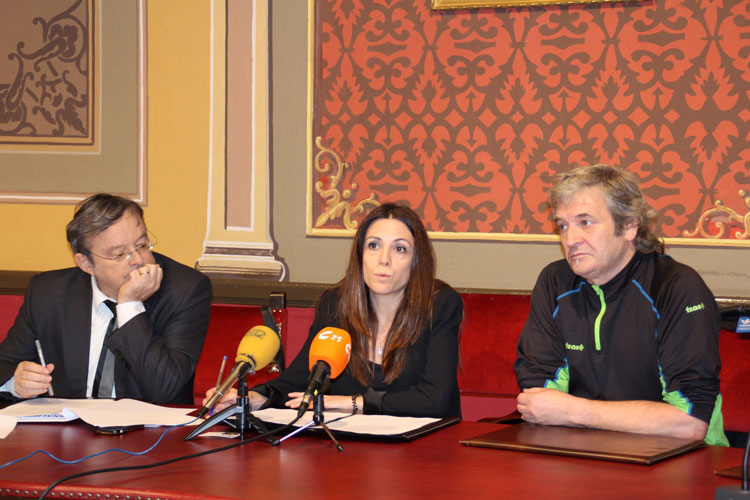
[{"xmin": 34, "ymin": 339, "xmax": 55, "ymax": 397}]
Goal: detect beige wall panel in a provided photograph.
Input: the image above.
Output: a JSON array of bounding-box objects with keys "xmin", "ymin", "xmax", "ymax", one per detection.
[{"xmin": 0, "ymin": 0, "xmax": 209, "ymax": 271}]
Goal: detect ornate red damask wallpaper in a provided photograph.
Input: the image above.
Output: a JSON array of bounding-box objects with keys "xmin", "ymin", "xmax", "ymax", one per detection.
[{"xmin": 310, "ymin": 0, "xmax": 750, "ymax": 244}]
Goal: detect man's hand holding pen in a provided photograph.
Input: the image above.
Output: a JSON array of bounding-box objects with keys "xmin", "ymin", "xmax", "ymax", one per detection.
[
  {"xmin": 13, "ymin": 360, "xmax": 55, "ymax": 399},
  {"xmin": 12, "ymin": 339, "xmax": 55, "ymax": 399}
]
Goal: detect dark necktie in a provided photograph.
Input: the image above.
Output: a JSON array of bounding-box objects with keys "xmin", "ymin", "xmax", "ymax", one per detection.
[{"xmin": 92, "ymin": 300, "xmax": 117, "ymax": 398}]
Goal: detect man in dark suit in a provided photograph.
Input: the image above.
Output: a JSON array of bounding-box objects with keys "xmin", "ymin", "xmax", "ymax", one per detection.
[{"xmin": 0, "ymin": 194, "xmax": 211, "ymax": 404}]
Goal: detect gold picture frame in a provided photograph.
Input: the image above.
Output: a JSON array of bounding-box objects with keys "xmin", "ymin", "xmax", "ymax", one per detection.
[{"xmin": 432, "ymin": 0, "xmax": 642, "ymax": 8}]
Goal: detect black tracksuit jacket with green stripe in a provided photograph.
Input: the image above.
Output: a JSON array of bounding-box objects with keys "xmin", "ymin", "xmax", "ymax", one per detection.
[{"xmin": 514, "ymin": 251, "xmax": 725, "ymax": 442}]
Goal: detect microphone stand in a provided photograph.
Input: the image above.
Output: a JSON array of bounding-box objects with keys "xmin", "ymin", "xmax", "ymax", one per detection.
[
  {"xmin": 277, "ymin": 391, "xmax": 344, "ymax": 452},
  {"xmin": 313, "ymin": 391, "xmax": 344, "ymax": 452},
  {"xmin": 185, "ymin": 375, "xmax": 277, "ymax": 445}
]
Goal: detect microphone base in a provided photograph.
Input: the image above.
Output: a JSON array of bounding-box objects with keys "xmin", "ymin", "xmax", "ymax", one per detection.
[
  {"xmin": 185, "ymin": 375, "xmax": 277, "ymax": 445},
  {"xmin": 185, "ymin": 403, "xmax": 238, "ymax": 440},
  {"xmin": 184, "ymin": 402, "xmax": 276, "ymax": 445}
]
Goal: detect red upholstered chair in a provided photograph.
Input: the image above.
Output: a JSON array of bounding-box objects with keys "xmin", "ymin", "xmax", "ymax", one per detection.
[
  {"xmin": 0, "ymin": 295, "xmax": 24, "ymax": 342},
  {"xmin": 193, "ymin": 304, "xmax": 316, "ymax": 405},
  {"xmin": 193, "ymin": 304, "xmax": 284, "ymax": 405},
  {"xmin": 718, "ymin": 328, "xmax": 750, "ymax": 445},
  {"xmin": 457, "ymin": 293, "xmax": 529, "ymax": 421}
]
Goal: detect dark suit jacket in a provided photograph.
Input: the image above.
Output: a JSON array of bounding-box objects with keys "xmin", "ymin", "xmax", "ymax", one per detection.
[{"xmin": 0, "ymin": 253, "xmax": 211, "ymax": 404}]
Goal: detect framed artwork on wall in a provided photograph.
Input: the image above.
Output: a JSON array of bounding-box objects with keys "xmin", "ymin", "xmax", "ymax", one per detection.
[
  {"xmin": 308, "ymin": 0, "xmax": 750, "ymax": 246},
  {"xmin": 0, "ymin": 0, "xmax": 146, "ymax": 204},
  {"xmin": 430, "ymin": 0, "xmax": 643, "ymax": 8}
]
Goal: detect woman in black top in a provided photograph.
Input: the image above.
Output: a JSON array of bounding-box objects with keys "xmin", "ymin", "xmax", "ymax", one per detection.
[{"xmin": 206, "ymin": 203, "xmax": 463, "ymax": 417}]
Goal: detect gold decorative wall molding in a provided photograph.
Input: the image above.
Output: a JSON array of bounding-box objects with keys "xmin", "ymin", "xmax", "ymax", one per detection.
[
  {"xmin": 683, "ymin": 189, "xmax": 750, "ymax": 240},
  {"xmin": 312, "ymin": 136, "xmax": 379, "ymax": 231}
]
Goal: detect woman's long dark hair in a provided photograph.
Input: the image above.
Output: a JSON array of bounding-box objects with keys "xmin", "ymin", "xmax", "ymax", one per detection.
[{"xmin": 333, "ymin": 203, "xmax": 440, "ymax": 385}]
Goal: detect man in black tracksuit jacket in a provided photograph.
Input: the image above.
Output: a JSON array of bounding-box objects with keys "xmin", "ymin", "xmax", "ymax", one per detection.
[{"xmin": 514, "ymin": 165, "xmax": 727, "ymax": 446}]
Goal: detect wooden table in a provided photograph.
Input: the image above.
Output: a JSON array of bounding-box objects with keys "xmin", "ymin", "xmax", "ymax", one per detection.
[{"xmin": 0, "ymin": 419, "xmax": 744, "ymax": 499}]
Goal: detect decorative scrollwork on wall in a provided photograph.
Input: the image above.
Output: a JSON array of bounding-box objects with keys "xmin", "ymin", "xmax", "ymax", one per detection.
[
  {"xmin": 314, "ymin": 136, "xmax": 379, "ymax": 230},
  {"xmin": 0, "ymin": 0, "xmax": 91, "ymax": 142},
  {"xmin": 682, "ymin": 190, "xmax": 750, "ymax": 240}
]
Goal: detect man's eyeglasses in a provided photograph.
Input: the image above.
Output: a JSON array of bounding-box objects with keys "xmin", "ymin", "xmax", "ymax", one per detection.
[{"xmin": 89, "ymin": 240, "xmax": 157, "ymax": 263}]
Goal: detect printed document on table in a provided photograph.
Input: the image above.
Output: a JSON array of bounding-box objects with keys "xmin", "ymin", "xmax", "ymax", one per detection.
[
  {"xmin": 0, "ymin": 398, "xmax": 93, "ymax": 422},
  {"xmin": 0, "ymin": 398, "xmax": 196, "ymax": 428}
]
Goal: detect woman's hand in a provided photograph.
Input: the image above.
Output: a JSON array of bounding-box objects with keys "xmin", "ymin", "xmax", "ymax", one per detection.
[
  {"xmin": 202, "ymin": 388, "xmax": 268, "ymax": 414},
  {"xmin": 285, "ymin": 392, "xmax": 361, "ymax": 413},
  {"xmin": 203, "ymin": 387, "xmax": 238, "ymax": 414}
]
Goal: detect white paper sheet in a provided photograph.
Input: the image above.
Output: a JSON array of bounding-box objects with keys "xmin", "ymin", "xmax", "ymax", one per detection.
[
  {"xmin": 0, "ymin": 414, "xmax": 17, "ymax": 439},
  {"xmin": 0, "ymin": 398, "xmax": 197, "ymax": 428},
  {"xmin": 0, "ymin": 398, "xmax": 90, "ymax": 421},
  {"xmin": 253, "ymin": 408, "xmax": 441, "ymax": 436}
]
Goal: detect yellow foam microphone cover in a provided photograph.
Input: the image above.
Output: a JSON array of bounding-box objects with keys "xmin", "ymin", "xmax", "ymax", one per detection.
[{"xmin": 235, "ymin": 325, "xmax": 280, "ymax": 371}]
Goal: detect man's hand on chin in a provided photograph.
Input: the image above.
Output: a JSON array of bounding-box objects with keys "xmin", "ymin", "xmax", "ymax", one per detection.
[{"xmin": 118, "ymin": 263, "xmax": 163, "ymax": 303}]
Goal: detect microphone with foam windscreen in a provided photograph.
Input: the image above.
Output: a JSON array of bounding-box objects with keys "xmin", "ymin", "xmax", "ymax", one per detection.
[
  {"xmin": 198, "ymin": 325, "xmax": 280, "ymax": 418},
  {"xmin": 297, "ymin": 327, "xmax": 352, "ymax": 418}
]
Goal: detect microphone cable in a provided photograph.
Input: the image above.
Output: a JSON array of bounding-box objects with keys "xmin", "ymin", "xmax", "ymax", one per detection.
[
  {"xmin": 37, "ymin": 422, "xmax": 295, "ymax": 500},
  {"xmin": 0, "ymin": 417, "xmax": 201, "ymax": 470}
]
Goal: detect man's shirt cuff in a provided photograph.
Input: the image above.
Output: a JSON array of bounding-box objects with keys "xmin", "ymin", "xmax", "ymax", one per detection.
[
  {"xmin": 0, "ymin": 377, "xmax": 22, "ymax": 398},
  {"xmin": 115, "ymin": 301, "xmax": 146, "ymax": 327}
]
